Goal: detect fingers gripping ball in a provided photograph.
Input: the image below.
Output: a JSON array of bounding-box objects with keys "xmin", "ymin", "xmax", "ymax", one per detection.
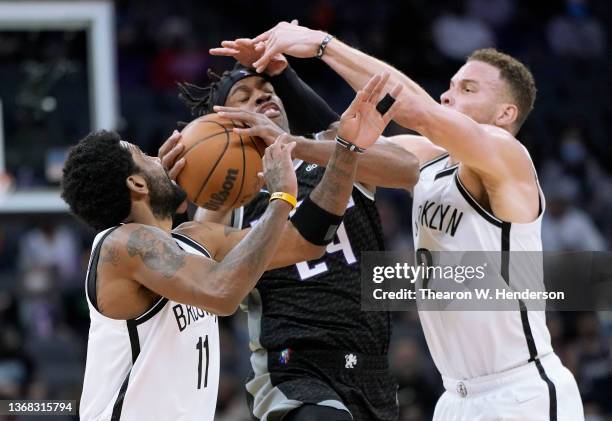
[{"xmin": 176, "ymin": 113, "xmax": 267, "ymax": 211}]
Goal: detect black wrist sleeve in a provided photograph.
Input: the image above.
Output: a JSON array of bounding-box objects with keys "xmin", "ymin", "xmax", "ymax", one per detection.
[
  {"xmin": 271, "ymin": 65, "xmax": 340, "ymax": 136},
  {"xmin": 290, "ymin": 195, "xmax": 343, "ymax": 246}
]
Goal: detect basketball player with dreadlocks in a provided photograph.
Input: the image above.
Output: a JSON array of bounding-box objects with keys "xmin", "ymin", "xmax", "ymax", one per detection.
[
  {"xmin": 67, "ymin": 73, "xmax": 401, "ymax": 421},
  {"xmin": 159, "ymin": 48, "xmax": 419, "ymax": 421}
]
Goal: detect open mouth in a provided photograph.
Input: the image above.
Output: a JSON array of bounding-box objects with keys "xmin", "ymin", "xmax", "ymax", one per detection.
[{"xmin": 258, "ymin": 102, "xmax": 281, "ymax": 118}]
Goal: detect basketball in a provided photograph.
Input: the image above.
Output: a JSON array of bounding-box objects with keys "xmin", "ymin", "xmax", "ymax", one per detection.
[{"xmin": 176, "ymin": 113, "xmax": 266, "ymax": 211}]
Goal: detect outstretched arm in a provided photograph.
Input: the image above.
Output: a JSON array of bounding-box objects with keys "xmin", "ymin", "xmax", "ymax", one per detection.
[
  {"xmin": 103, "ymin": 202, "xmax": 292, "ymax": 317},
  {"xmin": 252, "ymin": 23, "xmax": 534, "ymax": 181},
  {"xmin": 194, "ymin": 142, "xmax": 361, "ymax": 269},
  {"xmin": 179, "ymin": 74, "xmax": 402, "ymax": 267},
  {"xmin": 271, "ymin": 65, "xmax": 340, "ymax": 136},
  {"xmin": 290, "ymin": 132, "xmax": 418, "ymax": 190},
  {"xmin": 251, "ymin": 22, "xmax": 436, "ymax": 125},
  {"xmin": 116, "ymin": 139, "xmax": 298, "ymax": 316},
  {"xmin": 208, "ymin": 107, "xmax": 418, "ymax": 190},
  {"xmin": 210, "ymin": 36, "xmax": 339, "ymax": 135}
]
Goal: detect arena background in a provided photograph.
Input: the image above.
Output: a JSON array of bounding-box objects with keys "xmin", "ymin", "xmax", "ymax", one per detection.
[{"xmin": 0, "ymin": 0, "xmax": 610, "ymax": 420}]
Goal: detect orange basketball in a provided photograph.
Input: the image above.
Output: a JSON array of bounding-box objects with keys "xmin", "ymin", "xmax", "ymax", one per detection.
[{"xmin": 176, "ymin": 113, "xmax": 266, "ymax": 211}]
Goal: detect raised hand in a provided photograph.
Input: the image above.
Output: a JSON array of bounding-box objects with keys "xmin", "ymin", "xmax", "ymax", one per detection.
[
  {"xmin": 213, "ymin": 105, "xmax": 285, "ymax": 146},
  {"xmin": 252, "ymin": 21, "xmax": 327, "ymax": 73},
  {"xmin": 260, "ymin": 134, "xmax": 298, "ymax": 197},
  {"xmin": 209, "ymin": 38, "xmax": 288, "ymax": 76},
  {"xmin": 158, "ymin": 130, "xmax": 185, "ymax": 180},
  {"xmin": 337, "ymin": 73, "xmax": 403, "ymax": 151}
]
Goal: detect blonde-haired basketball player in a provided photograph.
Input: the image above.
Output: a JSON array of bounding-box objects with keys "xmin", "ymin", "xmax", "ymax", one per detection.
[{"xmin": 247, "ymin": 22, "xmax": 584, "ymax": 421}]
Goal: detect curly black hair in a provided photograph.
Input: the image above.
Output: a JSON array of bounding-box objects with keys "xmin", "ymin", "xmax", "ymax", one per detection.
[
  {"xmin": 177, "ymin": 68, "xmax": 233, "ymax": 117},
  {"xmin": 61, "ymin": 130, "xmax": 137, "ymax": 231}
]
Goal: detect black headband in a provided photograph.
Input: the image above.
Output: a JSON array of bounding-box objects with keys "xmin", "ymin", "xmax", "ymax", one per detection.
[
  {"xmin": 176, "ymin": 65, "xmax": 272, "ymax": 122},
  {"xmin": 209, "ymin": 66, "xmax": 269, "ymax": 112}
]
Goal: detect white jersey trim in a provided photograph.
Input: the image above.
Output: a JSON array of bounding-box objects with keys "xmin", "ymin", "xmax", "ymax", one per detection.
[
  {"xmin": 353, "ymin": 181, "xmax": 375, "ymax": 201},
  {"xmin": 132, "ymin": 297, "xmax": 169, "ymax": 324},
  {"xmin": 454, "ymin": 171, "xmax": 504, "ymax": 228},
  {"xmin": 84, "ymin": 226, "xmax": 147, "ymax": 325},
  {"xmin": 420, "ymin": 153, "xmax": 449, "ymax": 172},
  {"xmin": 454, "ymin": 170, "xmax": 545, "ymax": 229},
  {"xmin": 231, "ymin": 206, "xmax": 244, "ymax": 229},
  {"xmin": 171, "ymin": 232, "xmax": 213, "ymax": 258}
]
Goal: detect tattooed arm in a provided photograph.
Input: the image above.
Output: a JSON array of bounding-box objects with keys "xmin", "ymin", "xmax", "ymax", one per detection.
[
  {"xmin": 178, "ymin": 143, "xmax": 360, "ymax": 269},
  {"xmin": 98, "ymin": 139, "xmax": 298, "ymax": 317},
  {"xmin": 178, "ymin": 74, "xmax": 402, "ymax": 268},
  {"xmin": 308, "ymin": 73, "xmax": 402, "ymax": 213}
]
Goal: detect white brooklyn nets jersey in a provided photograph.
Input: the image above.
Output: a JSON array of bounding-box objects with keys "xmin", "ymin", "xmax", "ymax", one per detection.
[
  {"xmin": 412, "ymin": 153, "xmax": 553, "ymax": 380},
  {"xmin": 80, "ymin": 227, "xmax": 220, "ymax": 421}
]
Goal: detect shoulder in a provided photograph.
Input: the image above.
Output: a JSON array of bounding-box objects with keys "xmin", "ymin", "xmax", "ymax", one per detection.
[
  {"xmin": 174, "ymin": 220, "xmax": 226, "ymax": 239},
  {"xmin": 480, "ymin": 125, "xmax": 529, "ymax": 158},
  {"xmin": 100, "ymin": 224, "xmax": 188, "ymax": 268},
  {"xmin": 175, "ymin": 221, "xmax": 208, "ymax": 244},
  {"xmin": 479, "ymin": 124, "xmax": 534, "ymax": 168},
  {"xmin": 94, "ymin": 224, "xmax": 160, "ymax": 279},
  {"xmin": 174, "ymin": 221, "xmax": 231, "ymax": 258},
  {"xmin": 480, "ymin": 124, "xmax": 518, "ymax": 144},
  {"xmin": 106, "ymin": 223, "xmax": 169, "ymax": 247},
  {"xmin": 386, "ymin": 134, "xmax": 447, "ymax": 167}
]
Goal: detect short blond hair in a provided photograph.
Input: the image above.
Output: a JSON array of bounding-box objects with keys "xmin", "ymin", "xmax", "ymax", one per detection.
[{"xmin": 468, "ymin": 48, "xmax": 536, "ymax": 129}]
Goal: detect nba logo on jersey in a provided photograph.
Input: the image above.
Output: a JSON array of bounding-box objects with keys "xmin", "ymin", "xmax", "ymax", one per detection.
[
  {"xmin": 345, "ymin": 354, "xmax": 357, "ymax": 368},
  {"xmin": 279, "ymin": 348, "xmax": 292, "ymax": 364}
]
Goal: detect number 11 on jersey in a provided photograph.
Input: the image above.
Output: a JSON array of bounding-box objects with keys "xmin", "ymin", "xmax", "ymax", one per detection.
[{"xmin": 195, "ymin": 335, "xmax": 209, "ymax": 389}]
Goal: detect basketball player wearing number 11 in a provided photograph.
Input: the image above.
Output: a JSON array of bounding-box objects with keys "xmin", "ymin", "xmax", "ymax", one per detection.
[
  {"xmin": 252, "ymin": 22, "xmax": 585, "ymax": 420},
  {"xmin": 61, "ymin": 73, "xmax": 400, "ymax": 421}
]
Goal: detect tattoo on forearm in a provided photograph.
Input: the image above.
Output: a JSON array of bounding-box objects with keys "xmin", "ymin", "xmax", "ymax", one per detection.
[
  {"xmin": 101, "ymin": 244, "xmax": 119, "ymax": 266},
  {"xmin": 210, "ymin": 206, "xmax": 284, "ymax": 278},
  {"xmin": 127, "ymin": 227, "xmax": 186, "ymax": 278},
  {"xmin": 311, "ymin": 146, "xmax": 358, "ymax": 213}
]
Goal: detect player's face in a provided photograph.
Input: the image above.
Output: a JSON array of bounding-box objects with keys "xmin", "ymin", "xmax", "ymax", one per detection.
[
  {"xmin": 440, "ymin": 61, "xmax": 509, "ymax": 125},
  {"xmin": 225, "ymin": 76, "xmax": 290, "ymax": 132},
  {"xmin": 122, "ymin": 141, "xmax": 187, "ymax": 218}
]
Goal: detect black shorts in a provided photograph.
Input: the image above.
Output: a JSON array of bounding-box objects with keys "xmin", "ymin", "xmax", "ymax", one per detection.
[{"xmin": 246, "ymin": 349, "xmax": 399, "ymax": 421}]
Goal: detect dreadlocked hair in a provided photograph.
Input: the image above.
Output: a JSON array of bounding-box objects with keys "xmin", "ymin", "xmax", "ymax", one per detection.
[{"xmin": 177, "ymin": 68, "xmax": 229, "ymax": 117}]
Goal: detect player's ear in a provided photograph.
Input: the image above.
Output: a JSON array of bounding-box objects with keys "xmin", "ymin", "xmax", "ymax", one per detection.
[
  {"xmin": 126, "ymin": 174, "xmax": 149, "ymax": 196},
  {"xmin": 495, "ymin": 103, "xmax": 518, "ymax": 127}
]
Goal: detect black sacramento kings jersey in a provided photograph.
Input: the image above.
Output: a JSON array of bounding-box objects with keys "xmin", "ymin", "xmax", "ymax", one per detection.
[{"xmin": 234, "ymin": 159, "xmax": 390, "ymax": 355}]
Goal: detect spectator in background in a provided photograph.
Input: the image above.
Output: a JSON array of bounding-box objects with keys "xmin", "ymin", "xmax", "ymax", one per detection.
[
  {"xmin": 539, "ymin": 122, "xmax": 610, "ymax": 251},
  {"xmin": 542, "ymin": 178, "xmax": 607, "ymax": 251},
  {"xmin": 466, "ymin": 0, "xmax": 515, "ymax": 29},
  {"xmin": 431, "ymin": 3, "xmax": 495, "ymax": 61},
  {"xmin": 150, "ymin": 16, "xmax": 209, "ymax": 90},
  {"xmin": 391, "ymin": 336, "xmax": 440, "ymax": 421},
  {"xmin": 573, "ymin": 313, "xmax": 611, "ymax": 418},
  {"xmin": 215, "ymin": 320, "xmax": 251, "ymax": 420},
  {"xmin": 18, "ymin": 223, "xmax": 79, "ymax": 284},
  {"xmin": 583, "ymin": 402, "xmax": 606, "ymax": 421},
  {"xmin": 377, "ymin": 196, "xmax": 413, "ymax": 252},
  {"xmin": 0, "ymin": 292, "xmax": 34, "ymax": 400},
  {"xmin": 546, "ymin": 0, "xmax": 607, "ymax": 59},
  {"xmin": 540, "ymin": 122, "xmax": 612, "ymax": 209},
  {"xmin": 0, "ymin": 326, "xmax": 34, "ymax": 400},
  {"xmin": 17, "ymin": 223, "xmax": 79, "ymax": 337}
]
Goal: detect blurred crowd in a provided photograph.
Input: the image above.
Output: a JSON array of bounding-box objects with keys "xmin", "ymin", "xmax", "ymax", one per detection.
[{"xmin": 0, "ymin": 0, "xmax": 611, "ymax": 420}]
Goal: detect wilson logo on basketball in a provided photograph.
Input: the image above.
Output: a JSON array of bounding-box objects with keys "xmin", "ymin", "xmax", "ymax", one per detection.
[{"xmin": 204, "ymin": 168, "xmax": 239, "ymax": 210}]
